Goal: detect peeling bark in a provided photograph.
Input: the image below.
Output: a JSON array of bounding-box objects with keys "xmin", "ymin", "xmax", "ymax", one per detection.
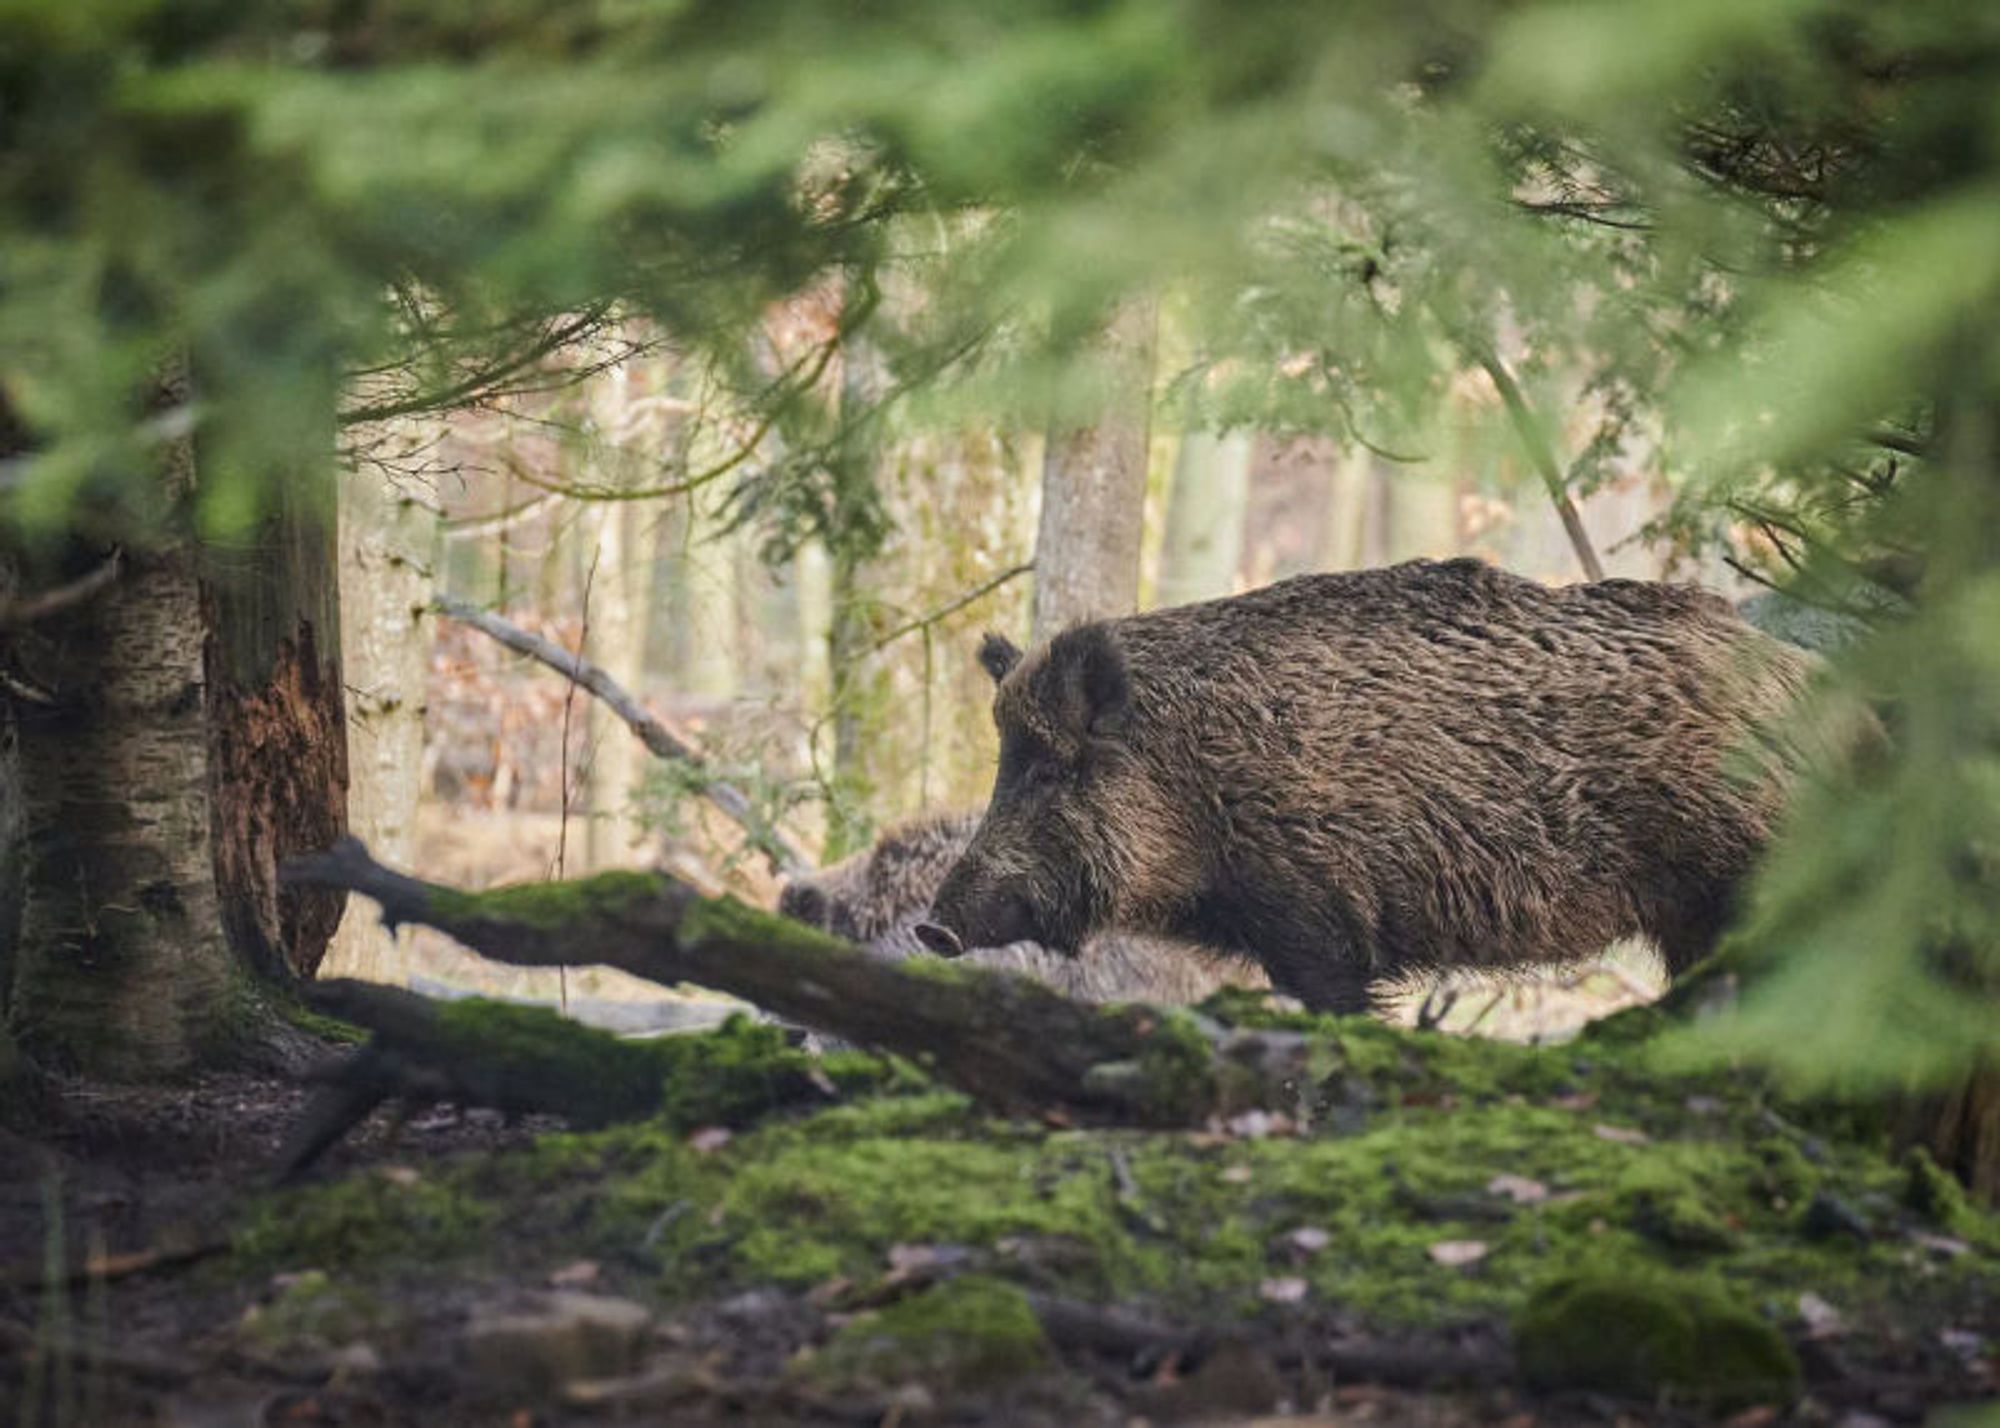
[{"xmin": 200, "ymin": 453, "xmax": 347, "ymax": 981}]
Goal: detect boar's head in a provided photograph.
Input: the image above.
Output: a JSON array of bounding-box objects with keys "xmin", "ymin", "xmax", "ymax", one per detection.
[{"xmin": 919, "ymin": 623, "xmax": 1195, "ymax": 959}]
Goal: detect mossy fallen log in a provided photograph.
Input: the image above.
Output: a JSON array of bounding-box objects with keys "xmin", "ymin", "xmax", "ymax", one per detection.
[{"xmin": 281, "ymin": 838, "xmax": 1309, "ymax": 1134}]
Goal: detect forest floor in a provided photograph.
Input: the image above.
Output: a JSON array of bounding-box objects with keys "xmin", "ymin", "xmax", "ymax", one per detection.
[{"xmin": 3, "ymin": 991, "xmax": 1997, "ymax": 1427}]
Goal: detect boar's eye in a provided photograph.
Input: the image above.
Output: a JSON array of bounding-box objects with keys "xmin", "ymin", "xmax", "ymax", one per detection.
[{"xmin": 995, "ymin": 728, "xmax": 1060, "ymax": 792}]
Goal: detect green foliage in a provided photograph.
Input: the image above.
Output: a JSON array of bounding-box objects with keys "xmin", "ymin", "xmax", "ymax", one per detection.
[{"xmin": 5, "ymin": 0, "xmax": 2000, "ymax": 1086}]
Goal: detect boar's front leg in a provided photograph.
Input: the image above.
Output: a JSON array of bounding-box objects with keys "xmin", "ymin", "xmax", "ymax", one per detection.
[{"xmin": 1261, "ymin": 945, "xmax": 1380, "ymax": 1015}]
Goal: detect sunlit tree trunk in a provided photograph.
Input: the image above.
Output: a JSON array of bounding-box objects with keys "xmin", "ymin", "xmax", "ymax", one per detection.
[
  {"xmin": 582, "ymin": 499, "xmax": 651, "ymax": 870},
  {"xmin": 1319, "ymin": 445, "xmax": 1372, "ymax": 572},
  {"xmin": 1031, "ymin": 299, "xmax": 1157, "ymax": 641},
  {"xmin": 1155, "ymin": 428, "xmax": 1251, "ymax": 607},
  {"xmin": 324, "ymin": 454, "xmax": 437, "ymax": 981}
]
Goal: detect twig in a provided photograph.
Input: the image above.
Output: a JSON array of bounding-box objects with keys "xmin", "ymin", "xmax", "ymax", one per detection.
[
  {"xmin": 0, "ymin": 550, "xmax": 122, "ymax": 629},
  {"xmin": 866, "ymin": 562, "xmax": 1034, "ymax": 656},
  {"xmin": 443, "ymin": 492, "xmax": 557, "ymax": 540},
  {"xmin": 434, "ymin": 595, "xmax": 812, "ymax": 877},
  {"xmin": 1471, "ymin": 349, "xmax": 1605, "ymax": 582}
]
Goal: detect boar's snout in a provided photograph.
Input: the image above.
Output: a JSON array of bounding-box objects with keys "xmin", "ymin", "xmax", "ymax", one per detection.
[
  {"xmin": 913, "ymin": 921, "xmax": 963, "ymax": 957},
  {"xmin": 923, "ymin": 881, "xmax": 1045, "ymax": 958}
]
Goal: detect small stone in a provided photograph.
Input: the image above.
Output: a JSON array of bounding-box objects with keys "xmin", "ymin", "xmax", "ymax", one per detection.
[
  {"xmin": 687, "ymin": 1126, "xmax": 732, "ymax": 1153},
  {"xmin": 1221, "ymin": 1164, "xmax": 1254, "ymax": 1184},
  {"xmin": 460, "ymin": 1292, "xmax": 653, "ymax": 1399},
  {"xmin": 1799, "ymin": 1192, "xmax": 1871, "ymax": 1243},
  {"xmin": 1796, "ymin": 1292, "xmax": 1844, "ymax": 1339}
]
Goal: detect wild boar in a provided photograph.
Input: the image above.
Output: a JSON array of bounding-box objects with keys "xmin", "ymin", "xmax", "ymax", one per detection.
[
  {"xmin": 779, "ymin": 812, "xmax": 1262, "ymax": 1003},
  {"xmin": 921, "ymin": 558, "xmax": 1819, "ymax": 1013}
]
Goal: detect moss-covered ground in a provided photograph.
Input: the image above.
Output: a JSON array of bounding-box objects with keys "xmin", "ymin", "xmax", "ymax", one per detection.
[{"xmin": 204, "ymin": 995, "xmax": 2000, "ymax": 1421}]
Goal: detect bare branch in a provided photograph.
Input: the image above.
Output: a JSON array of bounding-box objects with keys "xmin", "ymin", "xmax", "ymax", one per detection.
[
  {"xmin": 433, "ymin": 595, "xmax": 813, "ymax": 877},
  {"xmin": 1470, "ymin": 349, "xmax": 1606, "ymax": 582},
  {"xmin": 866, "ymin": 562, "xmax": 1034, "ymax": 656},
  {"xmin": 0, "ymin": 549, "xmax": 122, "ymax": 629}
]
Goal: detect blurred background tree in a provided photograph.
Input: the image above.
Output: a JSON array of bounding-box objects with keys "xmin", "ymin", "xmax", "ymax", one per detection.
[{"xmin": 0, "ymin": 0, "xmax": 1995, "ymax": 1190}]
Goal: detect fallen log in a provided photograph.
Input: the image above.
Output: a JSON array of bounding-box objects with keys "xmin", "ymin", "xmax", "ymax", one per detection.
[{"xmin": 281, "ymin": 838, "xmax": 1309, "ymax": 1130}]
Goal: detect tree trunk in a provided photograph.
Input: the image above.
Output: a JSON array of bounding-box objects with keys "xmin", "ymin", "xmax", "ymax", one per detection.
[
  {"xmin": 582, "ymin": 500, "xmax": 650, "ymax": 870},
  {"xmin": 1031, "ymin": 300, "xmax": 1157, "ymax": 641},
  {"xmin": 1319, "ymin": 445, "xmax": 1372, "ymax": 572},
  {"xmin": 1155, "ymin": 429, "xmax": 1252, "ymax": 607},
  {"xmin": 200, "ymin": 457, "xmax": 348, "ymax": 983},
  {"xmin": 12, "ymin": 530, "xmax": 236, "ymax": 1074},
  {"xmin": 323, "ymin": 457, "xmax": 437, "ymax": 981}
]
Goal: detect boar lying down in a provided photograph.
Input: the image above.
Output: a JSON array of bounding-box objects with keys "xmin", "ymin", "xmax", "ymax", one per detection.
[
  {"xmin": 919, "ymin": 558, "xmax": 1822, "ymax": 1015},
  {"xmin": 780, "ymin": 811, "xmax": 1264, "ymax": 1004}
]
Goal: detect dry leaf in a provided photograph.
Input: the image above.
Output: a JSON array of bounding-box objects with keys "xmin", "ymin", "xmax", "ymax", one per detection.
[
  {"xmin": 549, "ymin": 1259, "xmax": 601, "ymax": 1288},
  {"xmin": 1485, "ymin": 1174, "xmax": 1549, "ymax": 1204},
  {"xmin": 1591, "ymin": 1123, "xmax": 1650, "ymax": 1146},
  {"xmin": 1427, "ymin": 1240, "xmax": 1490, "ymax": 1267},
  {"xmin": 1222, "ymin": 1164, "xmax": 1254, "ymax": 1184},
  {"xmin": 687, "ymin": 1126, "xmax": 733, "ymax": 1153},
  {"xmin": 1259, "ymin": 1276, "xmax": 1309, "ymax": 1303}
]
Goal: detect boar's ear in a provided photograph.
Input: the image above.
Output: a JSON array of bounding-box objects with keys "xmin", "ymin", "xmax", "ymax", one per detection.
[
  {"xmin": 978, "ymin": 632, "xmax": 1023, "ymax": 684},
  {"xmin": 1050, "ymin": 624, "xmax": 1131, "ymax": 741}
]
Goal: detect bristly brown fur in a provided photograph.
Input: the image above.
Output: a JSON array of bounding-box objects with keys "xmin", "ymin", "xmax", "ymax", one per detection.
[
  {"xmin": 929, "ymin": 558, "xmax": 1825, "ymax": 1013},
  {"xmin": 778, "ymin": 812, "xmax": 1263, "ymax": 1004}
]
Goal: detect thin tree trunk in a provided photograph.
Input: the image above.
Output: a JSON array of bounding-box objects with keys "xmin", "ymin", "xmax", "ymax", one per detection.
[
  {"xmin": 583, "ymin": 501, "xmax": 649, "ymax": 870},
  {"xmin": 1155, "ymin": 430, "xmax": 1252, "ymax": 607},
  {"xmin": 323, "ymin": 457, "xmax": 437, "ymax": 981},
  {"xmin": 1319, "ymin": 445, "xmax": 1371, "ymax": 572},
  {"xmin": 1031, "ymin": 300, "xmax": 1157, "ymax": 641}
]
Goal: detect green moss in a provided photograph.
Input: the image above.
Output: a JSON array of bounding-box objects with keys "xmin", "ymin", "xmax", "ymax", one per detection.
[
  {"xmin": 429, "ymin": 869, "xmax": 670, "ymax": 930},
  {"xmin": 800, "ymin": 1275, "xmax": 1049, "ymax": 1391},
  {"xmin": 1903, "ymin": 1147, "xmax": 1977, "ymax": 1237},
  {"xmin": 1617, "ymin": 1163, "xmax": 1741, "ymax": 1254},
  {"xmin": 236, "ymin": 1173, "xmax": 495, "ymax": 1273},
  {"xmin": 282, "ymin": 1002, "xmax": 368, "ymax": 1046},
  {"xmin": 1128, "ymin": 1009, "xmax": 1219, "ymax": 1121},
  {"xmin": 430, "ymin": 997, "xmax": 665, "ymax": 1125},
  {"xmin": 239, "ymin": 1270, "xmax": 400, "ymax": 1353},
  {"xmin": 1514, "ymin": 1269, "xmax": 1800, "ymax": 1408}
]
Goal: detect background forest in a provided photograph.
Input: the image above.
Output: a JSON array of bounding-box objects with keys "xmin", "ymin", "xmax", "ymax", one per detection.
[{"xmin": 3, "ymin": 0, "xmax": 2000, "ymax": 1420}]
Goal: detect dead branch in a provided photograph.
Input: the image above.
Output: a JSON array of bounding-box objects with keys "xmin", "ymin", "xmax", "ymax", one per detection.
[
  {"xmin": 433, "ymin": 595, "xmax": 812, "ymax": 877},
  {"xmin": 281, "ymin": 838, "xmax": 1308, "ymax": 1129},
  {"xmin": 0, "ymin": 550, "xmax": 121, "ymax": 628},
  {"xmin": 1471, "ymin": 349, "xmax": 1606, "ymax": 583},
  {"xmin": 866, "ymin": 562, "xmax": 1034, "ymax": 656}
]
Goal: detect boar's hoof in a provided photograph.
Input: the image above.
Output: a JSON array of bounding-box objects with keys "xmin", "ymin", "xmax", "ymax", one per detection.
[{"xmin": 914, "ymin": 922, "xmax": 966, "ymax": 958}]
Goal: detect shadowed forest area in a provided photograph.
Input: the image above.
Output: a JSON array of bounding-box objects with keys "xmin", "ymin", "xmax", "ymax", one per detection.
[{"xmin": 2, "ymin": 2, "xmax": 1999, "ymax": 1424}]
